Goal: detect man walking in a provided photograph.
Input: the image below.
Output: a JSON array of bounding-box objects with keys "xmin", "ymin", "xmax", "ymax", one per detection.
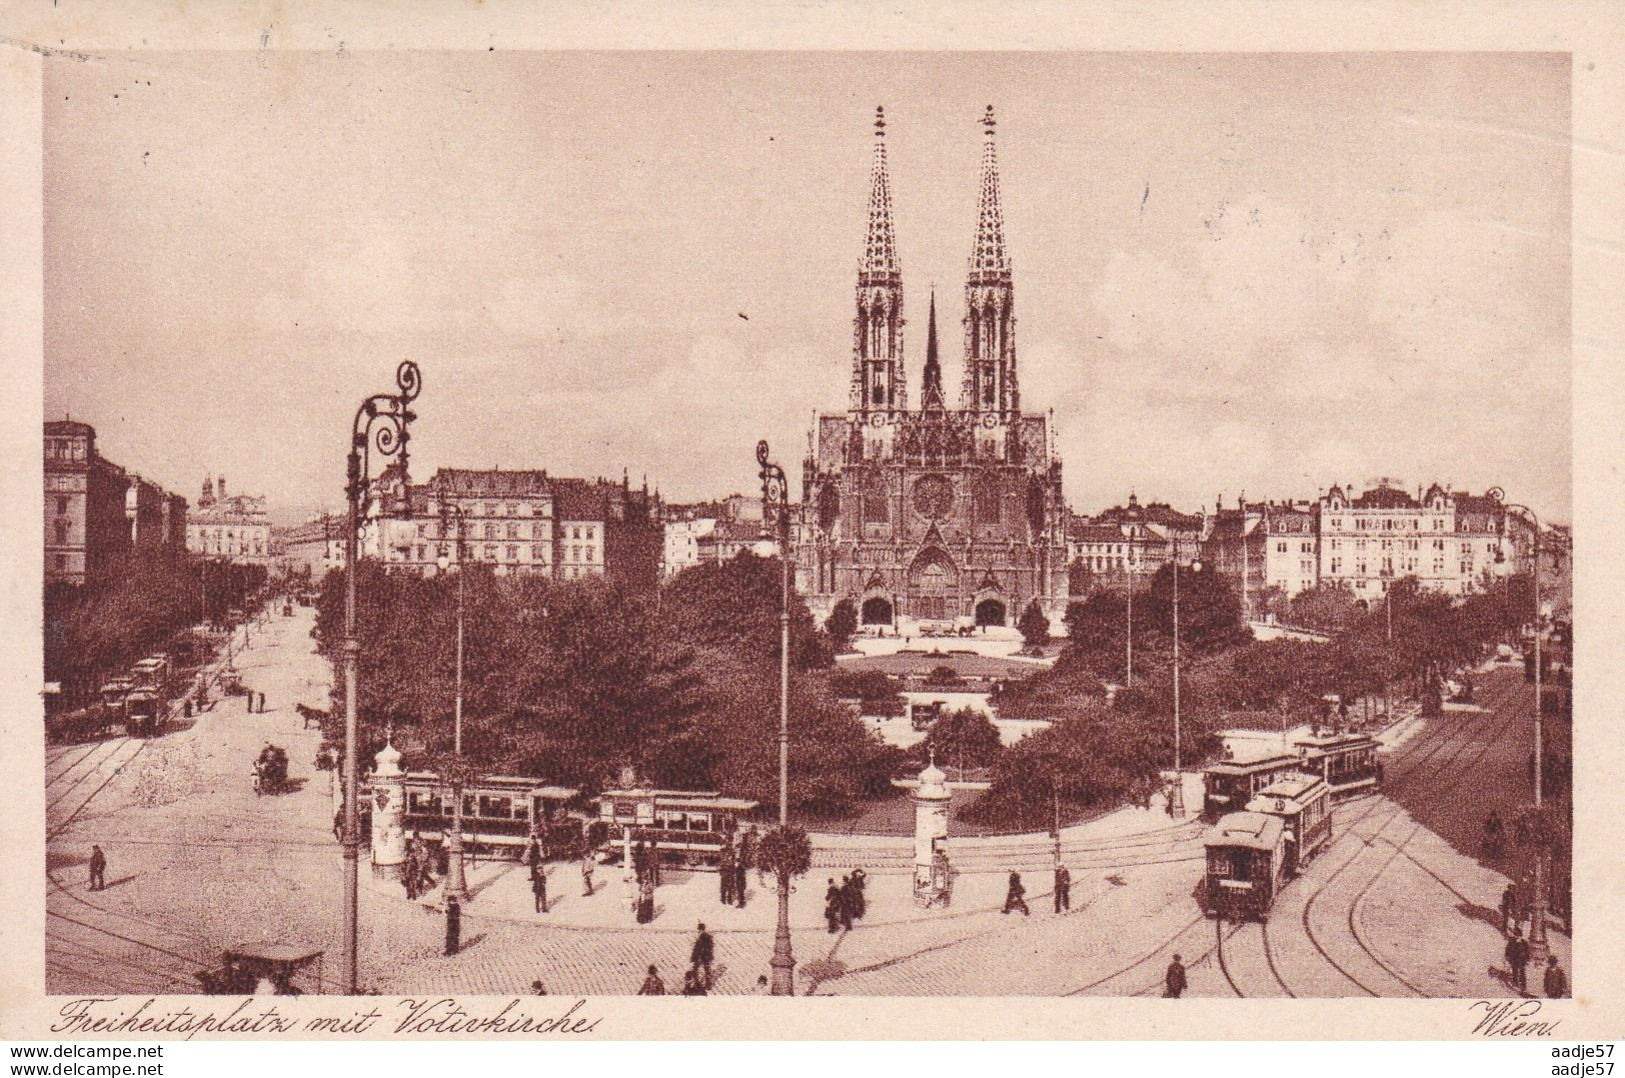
[
  {"xmin": 1543, "ymin": 955, "xmax": 1568, "ymax": 999},
  {"xmin": 824, "ymin": 878, "xmax": 843, "ymax": 933},
  {"xmin": 580, "ymin": 849, "xmax": 596, "ymax": 897},
  {"xmin": 637, "ymin": 965, "xmax": 665, "ymax": 995},
  {"xmin": 444, "ymin": 895, "xmax": 462, "ymax": 957},
  {"xmin": 1054, "ymin": 864, "xmax": 1071, "ymax": 913},
  {"xmin": 848, "ymin": 867, "xmax": 867, "ymax": 919},
  {"xmin": 734, "ymin": 846, "xmax": 749, "ymax": 909},
  {"xmin": 1500, "ymin": 882, "xmax": 1519, "ymax": 936},
  {"xmin": 88, "ymin": 845, "xmax": 107, "ymax": 892},
  {"xmin": 719, "ymin": 841, "xmax": 736, "ymax": 907},
  {"xmin": 741, "ymin": 826, "xmax": 759, "ymax": 889},
  {"xmin": 1505, "ymin": 926, "xmax": 1531, "ymax": 996},
  {"xmin": 837, "ymin": 875, "xmax": 854, "ymax": 930},
  {"xmin": 532, "ymin": 863, "xmax": 549, "ymax": 914},
  {"xmin": 1164, "ymin": 954, "xmax": 1187, "ymax": 998},
  {"xmin": 690, "ymin": 923, "xmax": 715, "ymax": 989},
  {"xmin": 1002, "ymin": 870, "xmax": 1029, "ymax": 916}
]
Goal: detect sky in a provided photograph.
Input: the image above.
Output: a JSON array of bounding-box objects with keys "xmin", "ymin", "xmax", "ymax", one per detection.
[{"xmin": 43, "ymin": 51, "xmax": 1571, "ymax": 525}]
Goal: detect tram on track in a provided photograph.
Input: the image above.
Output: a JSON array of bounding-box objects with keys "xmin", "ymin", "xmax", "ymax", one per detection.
[
  {"xmin": 1201, "ymin": 774, "xmax": 1333, "ymax": 921},
  {"xmin": 1293, "ymin": 731, "xmax": 1382, "ymax": 798},
  {"xmin": 395, "ymin": 774, "xmax": 584, "ymax": 862},
  {"xmin": 1201, "ymin": 751, "xmax": 1305, "ymax": 821},
  {"xmin": 596, "ymin": 787, "xmax": 760, "ymax": 869}
]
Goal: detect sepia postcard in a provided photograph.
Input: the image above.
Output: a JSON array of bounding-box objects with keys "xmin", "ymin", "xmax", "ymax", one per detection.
[{"xmin": 1, "ymin": 0, "xmax": 1623, "ymax": 1045}]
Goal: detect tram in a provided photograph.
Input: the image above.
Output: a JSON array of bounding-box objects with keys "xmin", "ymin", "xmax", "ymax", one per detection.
[
  {"xmin": 1246, "ymin": 775, "xmax": 1332, "ymax": 875},
  {"xmin": 596, "ymin": 787, "xmax": 761, "ymax": 869},
  {"xmin": 1201, "ymin": 751, "xmax": 1304, "ymax": 821},
  {"xmin": 1293, "ymin": 731, "xmax": 1382, "ymax": 798},
  {"xmin": 1201, "ymin": 775, "xmax": 1333, "ymax": 921},
  {"xmin": 124, "ymin": 688, "xmax": 164, "ymax": 738},
  {"xmin": 397, "ymin": 774, "xmax": 583, "ymax": 862}
]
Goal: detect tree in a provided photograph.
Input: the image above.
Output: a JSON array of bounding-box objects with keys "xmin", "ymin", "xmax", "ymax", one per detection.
[
  {"xmin": 919, "ymin": 708, "xmax": 1003, "ymax": 772},
  {"xmin": 1144, "ymin": 561, "xmax": 1245, "ymax": 653},
  {"xmin": 660, "ymin": 553, "xmax": 831, "ymax": 671},
  {"xmin": 826, "ymin": 598, "xmax": 859, "ymax": 654},
  {"xmin": 1018, "ymin": 599, "xmax": 1051, "ymax": 648},
  {"xmin": 1286, "ymin": 581, "xmax": 1360, "ymax": 635}
]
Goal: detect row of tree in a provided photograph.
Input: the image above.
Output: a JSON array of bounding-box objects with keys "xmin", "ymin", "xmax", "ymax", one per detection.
[
  {"xmin": 44, "ymin": 553, "xmax": 269, "ymax": 705},
  {"xmin": 313, "ymin": 554, "xmax": 902, "ymax": 816},
  {"xmin": 959, "ymin": 565, "xmax": 1541, "ymax": 829}
]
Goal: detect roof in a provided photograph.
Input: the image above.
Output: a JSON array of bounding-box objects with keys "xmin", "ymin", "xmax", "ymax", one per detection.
[
  {"xmin": 1206, "ymin": 752, "xmax": 1300, "ymax": 776},
  {"xmin": 429, "ymin": 468, "xmax": 551, "ymax": 498},
  {"xmin": 224, "ymin": 943, "xmax": 324, "ymax": 964},
  {"xmin": 44, "ymin": 420, "xmax": 94, "ymax": 436},
  {"xmin": 400, "ymin": 773, "xmax": 579, "ymax": 799},
  {"xmin": 1351, "ymin": 485, "xmax": 1419, "ymax": 509},
  {"xmin": 1452, "ymin": 492, "xmax": 1502, "ymax": 515},
  {"xmin": 1295, "ymin": 732, "xmax": 1377, "ymax": 751},
  {"xmin": 1205, "ymin": 811, "xmax": 1285, "ymax": 851},
  {"xmin": 1247, "ymin": 775, "xmax": 1327, "ymax": 813},
  {"xmin": 598, "ymin": 788, "xmax": 760, "ymax": 812},
  {"xmin": 553, "ymin": 478, "xmax": 605, "ymax": 521}
]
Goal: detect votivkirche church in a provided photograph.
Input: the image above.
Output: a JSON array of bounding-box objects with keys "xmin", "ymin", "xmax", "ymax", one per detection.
[{"xmin": 796, "ymin": 107, "xmax": 1069, "ymax": 631}]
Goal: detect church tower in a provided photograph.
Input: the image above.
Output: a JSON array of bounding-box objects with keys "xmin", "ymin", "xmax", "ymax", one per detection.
[
  {"xmin": 851, "ymin": 106, "xmax": 907, "ymax": 414},
  {"xmin": 920, "ymin": 290, "xmax": 946, "ymax": 411},
  {"xmin": 961, "ymin": 106, "xmax": 1018, "ymax": 416}
]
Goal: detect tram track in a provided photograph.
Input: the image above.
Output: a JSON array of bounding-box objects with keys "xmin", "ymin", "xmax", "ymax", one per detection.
[
  {"xmin": 1282, "ymin": 679, "xmax": 1527, "ymax": 996},
  {"xmin": 48, "ymin": 739, "xmax": 148, "ymax": 840},
  {"xmin": 45, "ymin": 737, "xmax": 132, "ymax": 812}
]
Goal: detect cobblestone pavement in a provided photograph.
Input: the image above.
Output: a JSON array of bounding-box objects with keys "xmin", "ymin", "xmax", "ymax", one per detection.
[{"xmin": 46, "ymin": 608, "xmax": 1567, "ymax": 997}]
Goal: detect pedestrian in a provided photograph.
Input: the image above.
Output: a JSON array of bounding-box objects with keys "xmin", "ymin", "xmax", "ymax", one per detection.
[
  {"xmin": 526, "ymin": 836, "xmax": 543, "ymax": 876},
  {"xmin": 825, "ymin": 879, "xmax": 843, "ymax": 933},
  {"xmin": 531, "ymin": 980, "xmax": 548, "ymax": 996},
  {"xmin": 1054, "ymin": 864, "xmax": 1071, "ymax": 913},
  {"xmin": 1500, "ymin": 883, "xmax": 1518, "ymax": 935},
  {"xmin": 581, "ymin": 849, "xmax": 596, "ymax": 897},
  {"xmin": 532, "ymin": 864, "xmax": 549, "ymax": 914},
  {"xmin": 837, "ymin": 875, "xmax": 854, "ymax": 930},
  {"xmin": 1164, "ymin": 954, "xmax": 1187, "ymax": 998},
  {"xmin": 88, "ymin": 845, "xmax": 106, "ymax": 892},
  {"xmin": 691, "ymin": 922, "xmax": 715, "ymax": 988},
  {"xmin": 1505, "ymin": 927, "xmax": 1531, "ymax": 996},
  {"xmin": 1543, "ymin": 955, "xmax": 1568, "ymax": 999},
  {"xmin": 681, "ymin": 968, "xmax": 708, "ymax": 996},
  {"xmin": 443, "ymin": 895, "xmax": 462, "ymax": 957},
  {"xmin": 333, "ymin": 808, "xmax": 343, "ymax": 843},
  {"xmin": 1002, "ymin": 870, "xmax": 1029, "ymax": 916},
  {"xmin": 637, "ymin": 874, "xmax": 655, "ymax": 924},
  {"xmin": 733, "ymin": 850, "xmax": 748, "ymax": 909},
  {"xmin": 633, "ymin": 840, "xmax": 649, "ymax": 884},
  {"xmin": 719, "ymin": 841, "xmax": 736, "ymax": 907},
  {"xmin": 741, "ymin": 825, "xmax": 760, "ymax": 886},
  {"xmin": 650, "ymin": 836, "xmax": 662, "ymax": 885},
  {"xmin": 637, "ymin": 964, "xmax": 665, "ymax": 995},
  {"xmin": 402, "ymin": 861, "xmax": 417, "ymax": 901},
  {"xmin": 849, "ymin": 867, "xmax": 867, "ymax": 919}
]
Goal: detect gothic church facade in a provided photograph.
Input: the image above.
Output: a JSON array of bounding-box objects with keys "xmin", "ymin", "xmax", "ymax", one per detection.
[{"xmin": 796, "ymin": 107, "xmax": 1068, "ymax": 631}]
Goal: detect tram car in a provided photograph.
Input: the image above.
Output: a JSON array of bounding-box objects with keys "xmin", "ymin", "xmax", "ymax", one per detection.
[
  {"xmin": 130, "ymin": 656, "xmax": 171, "ymax": 693},
  {"xmin": 1201, "ymin": 775, "xmax": 1334, "ymax": 920},
  {"xmin": 1245, "ymin": 775, "xmax": 1332, "ymax": 874},
  {"xmin": 396, "ymin": 774, "xmax": 583, "ymax": 862},
  {"xmin": 1293, "ymin": 731, "xmax": 1382, "ymax": 798},
  {"xmin": 596, "ymin": 787, "xmax": 761, "ymax": 869},
  {"xmin": 124, "ymin": 688, "xmax": 165, "ymax": 738},
  {"xmin": 1201, "ymin": 751, "xmax": 1305, "ymax": 821}
]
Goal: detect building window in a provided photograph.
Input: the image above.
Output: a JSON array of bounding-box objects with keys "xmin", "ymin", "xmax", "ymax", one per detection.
[
  {"xmin": 507, "ymin": 523, "xmax": 519, "ymax": 540},
  {"xmin": 56, "ymin": 496, "xmax": 68, "ymax": 514},
  {"xmin": 507, "ymin": 545, "xmax": 518, "ymax": 561},
  {"xmin": 1276, "ymin": 541, "xmax": 1287, "ymax": 554},
  {"xmin": 484, "ymin": 523, "xmax": 496, "ymax": 539},
  {"xmin": 532, "ymin": 544, "xmax": 546, "ymax": 561},
  {"xmin": 484, "ymin": 544, "xmax": 497, "ymax": 561},
  {"xmin": 55, "ymin": 554, "xmax": 66, "ymax": 572},
  {"xmin": 55, "ymin": 521, "xmax": 68, "ymax": 543},
  {"xmin": 1330, "ymin": 558, "xmax": 1341, "ymax": 574}
]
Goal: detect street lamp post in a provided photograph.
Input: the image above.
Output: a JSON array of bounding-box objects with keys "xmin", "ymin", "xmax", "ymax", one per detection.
[
  {"xmin": 340, "ymin": 361, "xmax": 421, "ymax": 994},
  {"xmin": 1493, "ymin": 490, "xmax": 1550, "ymax": 964},
  {"xmin": 1168, "ymin": 551, "xmax": 1197, "ymax": 819},
  {"xmin": 1125, "ymin": 564, "xmax": 1135, "ymax": 689},
  {"xmin": 436, "ymin": 503, "xmax": 471, "ymax": 904},
  {"xmin": 757, "ymin": 440, "xmax": 795, "ymax": 997}
]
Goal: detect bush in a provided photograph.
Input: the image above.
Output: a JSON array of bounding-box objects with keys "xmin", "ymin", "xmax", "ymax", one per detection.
[
  {"xmin": 826, "ymin": 599, "xmax": 858, "ymax": 653},
  {"xmin": 918, "ymin": 708, "xmax": 1003, "ymax": 771},
  {"xmin": 1018, "ymin": 600, "xmax": 1051, "ymax": 648}
]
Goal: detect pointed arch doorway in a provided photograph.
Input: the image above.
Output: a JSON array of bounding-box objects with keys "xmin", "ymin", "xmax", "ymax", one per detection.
[{"xmin": 907, "ymin": 548, "xmax": 959, "ymax": 623}]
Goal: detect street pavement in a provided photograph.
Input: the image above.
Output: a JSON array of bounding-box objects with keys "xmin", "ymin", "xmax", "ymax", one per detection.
[{"xmin": 45, "ymin": 607, "xmax": 1569, "ymax": 997}]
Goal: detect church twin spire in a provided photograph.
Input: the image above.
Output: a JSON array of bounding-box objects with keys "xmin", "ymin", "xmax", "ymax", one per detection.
[{"xmin": 852, "ymin": 105, "xmax": 1017, "ymax": 417}]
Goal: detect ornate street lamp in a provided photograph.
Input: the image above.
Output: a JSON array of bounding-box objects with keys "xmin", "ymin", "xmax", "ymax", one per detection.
[
  {"xmin": 435, "ymin": 502, "xmax": 471, "ymax": 904},
  {"xmin": 756, "ymin": 440, "xmax": 795, "ymax": 996},
  {"xmin": 1169, "ymin": 552, "xmax": 1203, "ymax": 820},
  {"xmin": 1490, "ymin": 487, "xmax": 1554, "ymax": 964},
  {"xmin": 340, "ymin": 360, "xmax": 421, "ymax": 994}
]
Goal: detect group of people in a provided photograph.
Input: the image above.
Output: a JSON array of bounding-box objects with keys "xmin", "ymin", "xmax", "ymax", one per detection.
[
  {"xmin": 823, "ymin": 869, "xmax": 868, "ymax": 932},
  {"xmin": 717, "ymin": 826, "xmax": 758, "ymax": 909},
  {"xmin": 1500, "ymin": 881, "xmax": 1568, "ymax": 998},
  {"xmin": 402, "ymin": 835, "xmax": 439, "ymax": 900},
  {"xmin": 527, "ymin": 837, "xmax": 598, "ymax": 914}
]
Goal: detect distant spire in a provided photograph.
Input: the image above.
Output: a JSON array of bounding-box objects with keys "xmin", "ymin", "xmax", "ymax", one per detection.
[
  {"xmin": 969, "ymin": 105, "xmax": 1008, "ymax": 280},
  {"xmin": 921, "ymin": 289, "xmax": 945, "ymax": 410},
  {"xmin": 860, "ymin": 105, "xmax": 900, "ymax": 284}
]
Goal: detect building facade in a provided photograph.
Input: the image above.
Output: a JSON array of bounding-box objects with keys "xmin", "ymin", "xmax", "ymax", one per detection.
[
  {"xmin": 44, "ymin": 421, "xmax": 188, "ymax": 586},
  {"xmin": 186, "ymin": 475, "xmax": 272, "ymax": 563},
  {"xmin": 797, "ymin": 107, "xmax": 1068, "ymax": 632},
  {"xmin": 1066, "ymin": 495, "xmax": 1203, "ymax": 596},
  {"xmin": 1257, "ymin": 500, "xmax": 1320, "ymax": 600},
  {"xmin": 1317, "ymin": 481, "xmax": 1530, "ymax": 600},
  {"xmin": 365, "ymin": 466, "xmax": 661, "ymax": 587}
]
